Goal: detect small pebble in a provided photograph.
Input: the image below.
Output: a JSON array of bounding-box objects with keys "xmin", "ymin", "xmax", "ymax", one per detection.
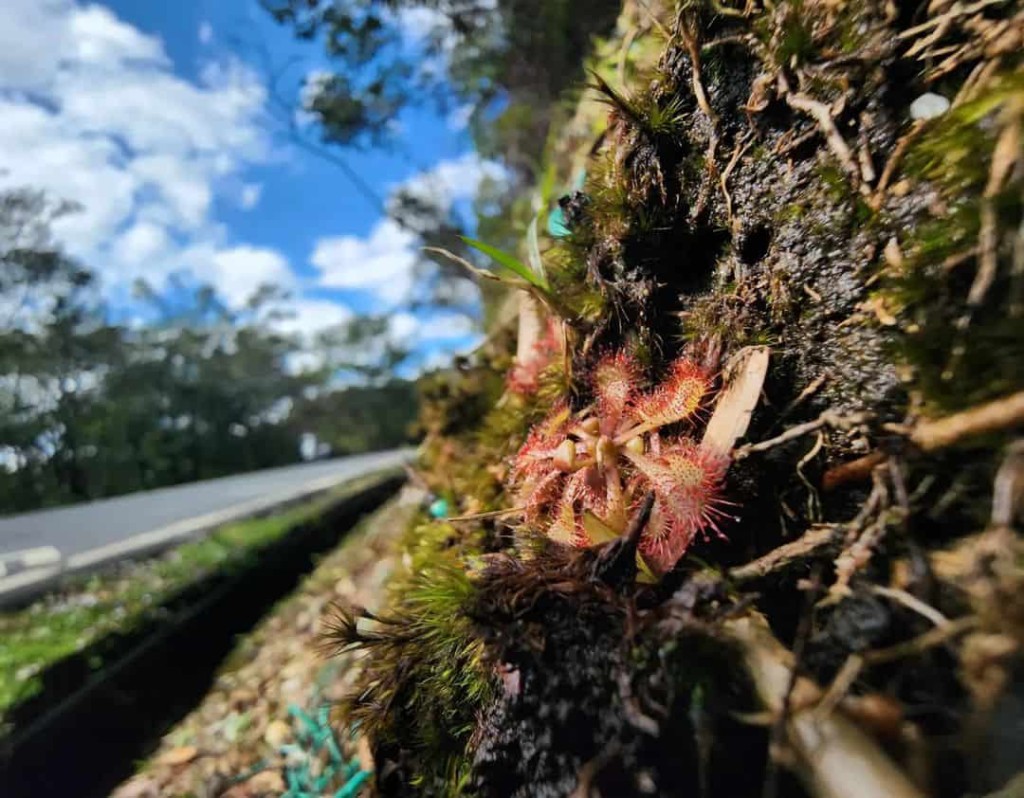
[
  {"xmin": 264, "ymin": 719, "xmax": 292, "ymax": 749},
  {"xmin": 910, "ymin": 92, "xmax": 950, "ymax": 121}
]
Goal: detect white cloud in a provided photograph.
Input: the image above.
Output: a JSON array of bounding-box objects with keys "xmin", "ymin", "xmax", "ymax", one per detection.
[
  {"xmin": 239, "ymin": 183, "xmax": 262, "ymax": 209},
  {"xmin": 0, "ymin": 98, "xmax": 139, "ymax": 254},
  {"xmin": 300, "ymin": 69, "xmax": 333, "ymax": 109},
  {"xmin": 273, "ymin": 298, "xmax": 353, "ymax": 338},
  {"xmin": 0, "ymin": 0, "xmax": 72, "ymax": 88},
  {"xmin": 311, "ymin": 154, "xmax": 505, "ymax": 309},
  {"xmin": 0, "ymin": 0, "xmax": 485, "ymax": 374},
  {"xmin": 130, "ymin": 155, "xmax": 212, "ymax": 229},
  {"xmin": 387, "ymin": 311, "xmax": 477, "ymax": 344},
  {"xmin": 388, "ymin": 312, "xmax": 421, "ymax": 341},
  {"xmin": 446, "ymin": 103, "xmax": 474, "ymax": 132},
  {"xmin": 203, "ymin": 246, "xmax": 297, "ymax": 307},
  {"xmin": 55, "ymin": 59, "xmax": 266, "ymax": 161},
  {"xmin": 391, "ymin": 0, "xmax": 500, "ymax": 82},
  {"xmin": 397, "ymin": 152, "xmax": 506, "ymax": 213},
  {"xmin": 276, "ymin": 300, "xmax": 357, "ymax": 376},
  {"xmin": 0, "ymin": 0, "xmax": 270, "ymax": 305},
  {"xmin": 394, "ymin": 7, "xmax": 449, "ymax": 41},
  {"xmin": 111, "ymin": 221, "xmax": 171, "ymax": 266},
  {"xmin": 311, "ymin": 218, "xmax": 419, "ymax": 306},
  {"xmin": 418, "ymin": 313, "xmax": 477, "ymax": 341},
  {"xmin": 69, "ymin": 4, "xmax": 166, "ymax": 67}
]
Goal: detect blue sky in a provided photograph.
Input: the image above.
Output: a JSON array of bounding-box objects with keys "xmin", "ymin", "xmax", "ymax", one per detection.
[{"xmin": 0, "ymin": 0, "xmax": 499, "ymax": 372}]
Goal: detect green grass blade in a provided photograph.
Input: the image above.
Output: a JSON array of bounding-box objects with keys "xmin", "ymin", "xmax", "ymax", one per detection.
[{"xmin": 459, "ymin": 236, "xmax": 549, "ymax": 291}]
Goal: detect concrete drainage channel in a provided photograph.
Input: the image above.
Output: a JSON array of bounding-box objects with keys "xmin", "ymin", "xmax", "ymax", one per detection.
[{"xmin": 0, "ymin": 473, "xmax": 404, "ymax": 798}]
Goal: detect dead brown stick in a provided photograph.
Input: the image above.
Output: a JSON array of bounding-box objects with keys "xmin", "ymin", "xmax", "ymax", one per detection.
[
  {"xmin": 813, "ymin": 654, "xmax": 865, "ymax": 723},
  {"xmin": 681, "ymin": 22, "xmax": 719, "ymax": 132},
  {"xmin": 832, "ymin": 513, "xmax": 893, "ymax": 598},
  {"xmin": 991, "ymin": 440, "xmax": 1024, "ymax": 527},
  {"xmin": 911, "ymin": 390, "xmax": 1024, "ymax": 451},
  {"xmin": 824, "ymin": 391, "xmax": 1024, "ymax": 491},
  {"xmin": 896, "ymin": 0, "xmax": 1006, "ymax": 42},
  {"xmin": 870, "ymin": 585, "xmax": 951, "ymax": 628},
  {"xmin": 681, "ymin": 17, "xmax": 721, "ymax": 219},
  {"xmin": 861, "ymin": 616, "xmax": 979, "ymax": 666},
  {"xmin": 780, "ymin": 74, "xmax": 868, "ymax": 195},
  {"xmin": 822, "ymin": 451, "xmax": 887, "ymax": 491},
  {"xmin": 733, "ymin": 411, "xmax": 870, "ymax": 460},
  {"xmin": 869, "ymin": 120, "xmax": 925, "ymax": 210},
  {"xmin": 730, "ymin": 526, "xmax": 839, "ymax": 583},
  {"xmin": 721, "ymin": 132, "xmax": 754, "ymax": 226},
  {"xmin": 724, "ymin": 614, "xmax": 926, "ymax": 798},
  {"xmin": 443, "ymin": 507, "xmax": 526, "ymax": 523}
]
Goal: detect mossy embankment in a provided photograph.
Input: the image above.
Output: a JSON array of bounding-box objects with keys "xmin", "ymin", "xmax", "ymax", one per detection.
[{"xmin": 327, "ymin": 2, "xmax": 1024, "ymax": 797}]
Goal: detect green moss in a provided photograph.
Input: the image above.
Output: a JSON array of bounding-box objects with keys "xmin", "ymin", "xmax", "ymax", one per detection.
[
  {"xmin": 753, "ymin": 0, "xmax": 814, "ymax": 67},
  {"xmin": 816, "ymin": 163, "xmax": 851, "ymax": 203},
  {"xmin": 0, "ymin": 470, "xmax": 399, "ymax": 722},
  {"xmin": 886, "ymin": 71, "xmax": 1024, "ymax": 412},
  {"xmin": 331, "ymin": 516, "xmax": 495, "ymax": 796}
]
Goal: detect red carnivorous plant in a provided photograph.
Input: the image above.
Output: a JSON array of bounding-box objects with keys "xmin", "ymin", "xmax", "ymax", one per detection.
[
  {"xmin": 510, "ymin": 351, "xmax": 730, "ymax": 576},
  {"xmin": 506, "ymin": 317, "xmax": 561, "ymax": 396}
]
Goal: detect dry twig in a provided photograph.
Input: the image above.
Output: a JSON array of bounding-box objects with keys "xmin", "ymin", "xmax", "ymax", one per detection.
[
  {"xmin": 725, "ymin": 615, "xmax": 926, "ymax": 798},
  {"xmin": 870, "ymin": 585, "xmax": 951, "ymax": 628},
  {"xmin": 734, "ymin": 411, "xmax": 869, "ymax": 460},
  {"xmin": 721, "ymin": 132, "xmax": 754, "ymax": 227},
  {"xmin": 862, "ymin": 616, "xmax": 980, "ymax": 666},
  {"xmin": 823, "ymin": 391, "xmax": 1024, "ymax": 490},
  {"xmin": 779, "ymin": 73, "xmax": 870, "ymax": 195},
  {"xmin": 911, "ymin": 390, "xmax": 1024, "ymax": 451},
  {"xmin": 729, "ymin": 525, "xmax": 838, "ymax": 583}
]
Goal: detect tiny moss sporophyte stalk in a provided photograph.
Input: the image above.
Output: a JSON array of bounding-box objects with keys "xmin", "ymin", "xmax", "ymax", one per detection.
[{"xmin": 510, "ymin": 351, "xmax": 730, "ymax": 576}]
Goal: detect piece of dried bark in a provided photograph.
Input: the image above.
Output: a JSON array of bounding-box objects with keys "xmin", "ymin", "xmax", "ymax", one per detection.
[{"xmin": 702, "ymin": 346, "xmax": 770, "ymax": 457}]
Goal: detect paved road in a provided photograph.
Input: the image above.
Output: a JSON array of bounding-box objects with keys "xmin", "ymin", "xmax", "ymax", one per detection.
[{"xmin": 0, "ymin": 449, "xmax": 411, "ymax": 564}]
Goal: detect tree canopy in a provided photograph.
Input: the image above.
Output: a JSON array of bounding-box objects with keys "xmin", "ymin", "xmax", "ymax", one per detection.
[{"xmin": 0, "ymin": 188, "xmax": 419, "ymax": 514}]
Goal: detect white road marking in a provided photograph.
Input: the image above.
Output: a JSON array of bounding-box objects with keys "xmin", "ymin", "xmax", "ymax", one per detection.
[
  {"xmin": 64, "ymin": 471, "xmax": 360, "ymax": 572},
  {"xmin": 0, "ymin": 460, "xmax": 405, "ymax": 605},
  {"xmin": 0, "ymin": 546, "xmax": 62, "ymax": 578}
]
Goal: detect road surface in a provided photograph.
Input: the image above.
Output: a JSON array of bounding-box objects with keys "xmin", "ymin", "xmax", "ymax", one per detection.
[{"xmin": 0, "ymin": 449, "xmax": 411, "ymax": 567}]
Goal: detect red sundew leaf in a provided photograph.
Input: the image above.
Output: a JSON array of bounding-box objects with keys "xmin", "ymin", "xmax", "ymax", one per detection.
[
  {"xmin": 520, "ymin": 469, "xmax": 565, "ymax": 524},
  {"xmin": 548, "ymin": 493, "xmax": 579, "ymax": 544},
  {"xmin": 556, "ymin": 468, "xmax": 609, "ymax": 547},
  {"xmin": 511, "ymin": 408, "xmax": 575, "ymax": 525},
  {"xmin": 624, "ymin": 440, "xmax": 729, "ymax": 574},
  {"xmin": 506, "ymin": 365, "xmax": 540, "ymax": 396},
  {"xmin": 658, "ymin": 443, "xmax": 729, "ymax": 525},
  {"xmin": 511, "ymin": 406, "xmax": 571, "ymax": 476},
  {"xmin": 564, "ymin": 465, "xmax": 601, "ymax": 503},
  {"xmin": 506, "ymin": 317, "xmax": 562, "ymax": 396},
  {"xmin": 633, "ymin": 358, "xmax": 711, "ymax": 428},
  {"xmin": 639, "ymin": 497, "xmax": 694, "ymax": 575},
  {"xmin": 660, "ymin": 442, "xmax": 727, "ymax": 491},
  {"xmin": 548, "ymin": 478, "xmax": 593, "ymax": 547},
  {"xmin": 592, "ymin": 351, "xmax": 640, "ymax": 431}
]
